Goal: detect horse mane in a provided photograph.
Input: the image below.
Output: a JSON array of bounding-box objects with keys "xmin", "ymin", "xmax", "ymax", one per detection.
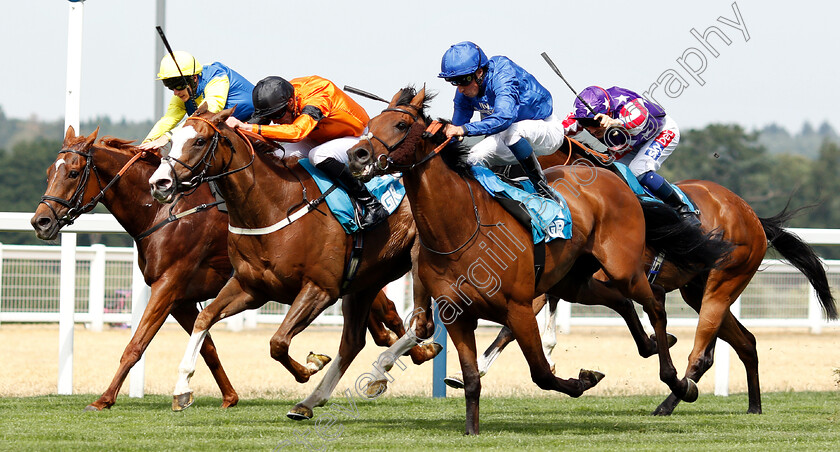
[
  {"xmin": 393, "ymin": 86, "xmax": 474, "ymax": 179},
  {"xmin": 98, "ymin": 136, "xmax": 162, "ymax": 165}
]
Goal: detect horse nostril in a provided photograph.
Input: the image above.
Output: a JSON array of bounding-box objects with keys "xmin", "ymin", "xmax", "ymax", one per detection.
[
  {"xmin": 354, "ymin": 148, "xmax": 370, "ymax": 162},
  {"xmin": 36, "ymin": 217, "xmax": 52, "ymax": 228},
  {"xmin": 154, "ymin": 178, "xmax": 171, "ymax": 191}
]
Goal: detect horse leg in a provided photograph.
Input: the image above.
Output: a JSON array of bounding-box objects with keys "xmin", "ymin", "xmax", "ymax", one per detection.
[
  {"xmin": 288, "ymin": 290, "xmax": 375, "ymax": 420},
  {"xmin": 605, "ymin": 265, "xmax": 696, "ymax": 402},
  {"xmin": 506, "ymin": 302, "xmax": 604, "ymax": 397},
  {"xmin": 169, "ymin": 302, "xmax": 239, "ymax": 409},
  {"xmin": 369, "ymin": 289, "xmax": 441, "ymax": 365},
  {"xmin": 446, "ymin": 316, "xmax": 482, "ymax": 435},
  {"xmin": 172, "ymin": 278, "xmax": 260, "ymax": 411},
  {"xmin": 540, "ymin": 295, "xmax": 559, "ymax": 370},
  {"xmin": 445, "ymin": 295, "xmax": 551, "ymax": 389},
  {"xmin": 268, "ymin": 281, "xmax": 340, "ymax": 383},
  {"xmin": 409, "ymin": 243, "xmax": 435, "ymax": 342},
  {"xmin": 85, "ymin": 284, "xmax": 175, "ymax": 411}
]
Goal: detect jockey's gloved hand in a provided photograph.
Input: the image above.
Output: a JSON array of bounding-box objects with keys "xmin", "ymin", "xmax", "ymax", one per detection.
[{"xmin": 594, "ymin": 113, "xmax": 622, "ymax": 129}]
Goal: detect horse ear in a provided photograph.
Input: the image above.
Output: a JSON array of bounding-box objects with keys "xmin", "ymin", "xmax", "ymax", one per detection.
[
  {"xmin": 195, "ymin": 101, "xmax": 209, "ymax": 116},
  {"xmin": 65, "ymin": 125, "xmax": 76, "ymax": 142},
  {"xmin": 388, "ymin": 90, "xmax": 402, "ymax": 108},
  {"xmin": 410, "ymin": 86, "xmax": 426, "ymax": 109},
  {"xmin": 211, "ymin": 107, "xmax": 235, "ymax": 125},
  {"xmin": 83, "ymin": 127, "xmax": 100, "ymax": 149}
]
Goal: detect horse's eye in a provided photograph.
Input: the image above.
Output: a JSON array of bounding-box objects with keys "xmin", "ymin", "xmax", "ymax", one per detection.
[
  {"xmin": 68, "ymin": 170, "xmax": 79, "ymax": 179},
  {"xmin": 194, "ymin": 138, "xmax": 206, "ymax": 147},
  {"xmin": 396, "ymin": 121, "xmax": 409, "ymax": 131}
]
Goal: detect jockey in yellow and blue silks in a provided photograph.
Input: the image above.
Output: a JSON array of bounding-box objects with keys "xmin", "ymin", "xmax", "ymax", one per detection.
[
  {"xmin": 437, "ymin": 41, "xmax": 566, "ymax": 203},
  {"xmin": 139, "ymin": 51, "xmax": 255, "ymax": 150}
]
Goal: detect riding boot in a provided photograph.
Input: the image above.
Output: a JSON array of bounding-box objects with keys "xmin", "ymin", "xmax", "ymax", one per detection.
[
  {"xmin": 639, "ymin": 171, "xmax": 701, "ymax": 227},
  {"xmin": 517, "ymin": 152, "xmax": 563, "ymax": 204},
  {"xmin": 316, "ymin": 158, "xmax": 389, "ymax": 229},
  {"xmin": 662, "ymin": 190, "xmax": 701, "ymax": 227}
]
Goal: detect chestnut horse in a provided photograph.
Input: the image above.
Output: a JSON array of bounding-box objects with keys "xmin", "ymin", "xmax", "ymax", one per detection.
[
  {"xmin": 147, "ymin": 103, "xmax": 437, "ymax": 417},
  {"xmin": 450, "ymin": 138, "xmax": 839, "ymax": 415},
  {"xmin": 31, "ymin": 126, "xmax": 436, "ymax": 412},
  {"xmin": 347, "ymin": 87, "xmax": 730, "ymax": 434}
]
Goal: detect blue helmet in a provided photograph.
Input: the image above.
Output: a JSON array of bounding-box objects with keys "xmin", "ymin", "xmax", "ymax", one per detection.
[
  {"xmin": 573, "ymin": 86, "xmax": 613, "ymax": 119},
  {"xmin": 438, "ymin": 41, "xmax": 488, "ymax": 78}
]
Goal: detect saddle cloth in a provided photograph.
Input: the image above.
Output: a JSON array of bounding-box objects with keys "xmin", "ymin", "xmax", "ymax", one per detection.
[
  {"xmin": 471, "ymin": 165, "xmax": 572, "ymax": 244},
  {"xmin": 612, "ymin": 162, "xmax": 698, "ymax": 213},
  {"xmin": 298, "ymin": 158, "xmax": 406, "ymax": 234}
]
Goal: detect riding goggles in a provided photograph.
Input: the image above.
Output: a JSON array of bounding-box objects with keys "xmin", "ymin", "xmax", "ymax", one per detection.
[
  {"xmin": 445, "ymin": 74, "xmax": 475, "ymax": 86},
  {"xmin": 162, "ymin": 77, "xmax": 189, "ymax": 91}
]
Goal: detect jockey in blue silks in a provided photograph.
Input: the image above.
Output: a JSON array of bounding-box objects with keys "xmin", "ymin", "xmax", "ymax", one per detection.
[
  {"xmin": 437, "ymin": 41, "xmax": 566, "ymax": 203},
  {"xmin": 563, "ymin": 86, "xmax": 698, "ymax": 223}
]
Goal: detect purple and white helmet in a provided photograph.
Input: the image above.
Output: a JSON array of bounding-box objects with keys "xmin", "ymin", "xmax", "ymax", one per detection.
[{"xmin": 573, "ymin": 86, "xmax": 613, "ymax": 119}]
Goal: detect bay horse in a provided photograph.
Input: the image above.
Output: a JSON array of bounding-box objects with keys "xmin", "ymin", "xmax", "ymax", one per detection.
[
  {"xmin": 346, "ymin": 86, "xmax": 730, "ymax": 434},
  {"xmin": 147, "ymin": 103, "xmax": 437, "ymax": 417},
  {"xmin": 31, "ymin": 126, "xmax": 437, "ymax": 412},
  {"xmin": 451, "ymin": 138, "xmax": 839, "ymax": 415}
]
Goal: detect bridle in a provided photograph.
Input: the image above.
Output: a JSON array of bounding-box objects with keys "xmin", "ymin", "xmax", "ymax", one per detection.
[
  {"xmin": 359, "ymin": 104, "xmax": 490, "ymax": 256},
  {"xmin": 160, "ymin": 116, "xmax": 255, "ymax": 192},
  {"xmin": 39, "ymin": 147, "xmax": 145, "ymax": 227}
]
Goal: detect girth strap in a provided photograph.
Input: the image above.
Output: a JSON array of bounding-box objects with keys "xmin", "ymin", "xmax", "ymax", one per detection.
[{"xmin": 341, "ymin": 232, "xmax": 365, "ymax": 292}]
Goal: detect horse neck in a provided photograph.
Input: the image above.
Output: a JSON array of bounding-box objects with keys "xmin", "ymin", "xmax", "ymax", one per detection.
[
  {"xmin": 402, "ymin": 148, "xmax": 484, "ymax": 253},
  {"xmin": 90, "ymin": 145, "xmax": 162, "ymax": 238},
  {"xmin": 211, "ymin": 134, "xmax": 304, "ymax": 229}
]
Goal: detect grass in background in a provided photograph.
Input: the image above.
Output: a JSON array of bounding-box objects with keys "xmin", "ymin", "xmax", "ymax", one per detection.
[{"xmin": 0, "ymin": 392, "xmax": 838, "ymax": 451}]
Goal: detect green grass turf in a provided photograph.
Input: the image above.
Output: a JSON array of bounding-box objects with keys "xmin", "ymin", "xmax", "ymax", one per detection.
[{"xmin": 1, "ymin": 392, "xmax": 838, "ymax": 451}]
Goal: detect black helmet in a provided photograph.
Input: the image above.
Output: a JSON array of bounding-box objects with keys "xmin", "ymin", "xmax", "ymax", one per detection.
[{"xmin": 248, "ymin": 76, "xmax": 295, "ymax": 124}]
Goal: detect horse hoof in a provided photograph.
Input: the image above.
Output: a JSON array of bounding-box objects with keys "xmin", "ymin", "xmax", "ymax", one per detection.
[
  {"xmin": 682, "ymin": 379, "xmax": 699, "ymax": 403},
  {"xmin": 443, "ymin": 373, "xmax": 464, "ymax": 389},
  {"xmin": 652, "ymin": 404, "xmax": 673, "ymax": 416},
  {"xmin": 172, "ymin": 392, "xmax": 194, "ymax": 412},
  {"xmin": 579, "ymin": 369, "xmax": 606, "ymax": 388},
  {"xmin": 84, "ymin": 404, "xmax": 102, "ymax": 412},
  {"xmin": 666, "ymin": 333, "xmax": 678, "ymax": 348},
  {"xmin": 287, "ymin": 404, "xmax": 313, "ymax": 421},
  {"xmin": 430, "ymin": 342, "xmax": 444, "ymax": 357},
  {"xmin": 364, "ymin": 379, "xmax": 388, "ymax": 398},
  {"xmin": 305, "ymin": 352, "xmax": 332, "ymax": 372}
]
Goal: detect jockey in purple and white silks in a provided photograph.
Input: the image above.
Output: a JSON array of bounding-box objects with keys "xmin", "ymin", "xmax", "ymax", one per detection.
[
  {"xmin": 562, "ymin": 86, "xmax": 697, "ymax": 223},
  {"xmin": 438, "ymin": 41, "xmax": 566, "ymax": 203}
]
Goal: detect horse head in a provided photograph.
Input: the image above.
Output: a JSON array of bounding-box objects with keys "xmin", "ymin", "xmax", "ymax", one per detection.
[
  {"xmin": 148, "ymin": 103, "xmax": 244, "ymax": 203},
  {"xmin": 31, "ymin": 125, "xmax": 101, "ymax": 240},
  {"xmin": 347, "ymin": 86, "xmax": 435, "ymax": 181}
]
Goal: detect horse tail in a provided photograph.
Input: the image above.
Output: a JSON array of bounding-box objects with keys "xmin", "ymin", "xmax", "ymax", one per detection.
[
  {"xmin": 760, "ymin": 205, "xmax": 838, "ymax": 320},
  {"xmin": 639, "ymin": 200, "xmax": 734, "ymax": 273}
]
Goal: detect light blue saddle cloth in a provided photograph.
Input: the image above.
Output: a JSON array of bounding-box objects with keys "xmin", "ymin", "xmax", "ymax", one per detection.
[
  {"xmin": 298, "ymin": 159, "xmax": 406, "ymax": 234},
  {"xmin": 613, "ymin": 162, "xmax": 697, "ymax": 212},
  {"xmin": 471, "ymin": 165, "xmax": 572, "ymax": 244}
]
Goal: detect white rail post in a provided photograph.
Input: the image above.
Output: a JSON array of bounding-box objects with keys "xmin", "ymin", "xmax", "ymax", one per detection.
[
  {"xmin": 385, "ymin": 274, "xmax": 408, "ymax": 319},
  {"xmin": 808, "ymin": 286, "xmax": 823, "ymax": 334},
  {"xmin": 714, "ymin": 295, "xmax": 740, "ymax": 396},
  {"xmin": 58, "ymin": 233, "xmax": 78, "ymax": 395},
  {"xmin": 87, "ymin": 244, "xmax": 106, "ymax": 332},
  {"xmin": 64, "ymin": 0, "xmax": 84, "ymax": 135},
  {"xmin": 129, "ymin": 243, "xmax": 150, "ymax": 397}
]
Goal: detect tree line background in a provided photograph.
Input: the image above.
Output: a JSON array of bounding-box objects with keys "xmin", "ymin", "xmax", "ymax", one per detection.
[{"xmin": 1, "ymin": 105, "xmax": 839, "ymax": 256}]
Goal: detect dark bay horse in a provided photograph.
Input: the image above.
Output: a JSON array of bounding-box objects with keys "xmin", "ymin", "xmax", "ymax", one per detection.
[
  {"xmin": 147, "ymin": 103, "xmax": 437, "ymax": 417},
  {"xmin": 346, "ymin": 87, "xmax": 729, "ymax": 434},
  {"xmin": 31, "ymin": 126, "xmax": 436, "ymax": 412}
]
